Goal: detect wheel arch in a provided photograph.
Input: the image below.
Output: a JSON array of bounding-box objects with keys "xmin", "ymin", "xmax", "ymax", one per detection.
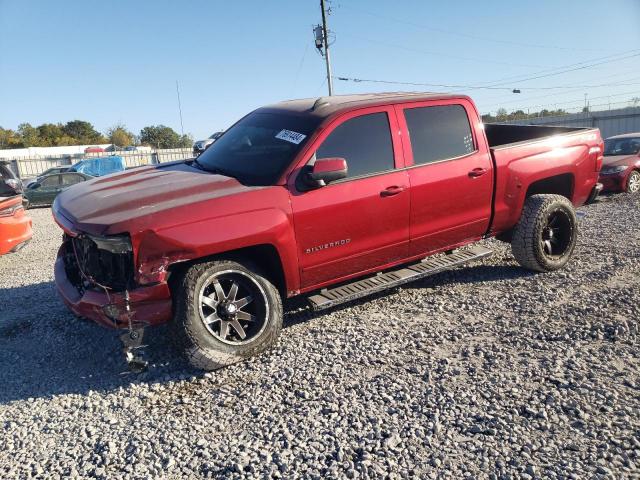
[
  {"xmin": 525, "ymin": 173, "xmax": 574, "ymax": 200},
  {"xmin": 168, "ymin": 243, "xmax": 287, "ymax": 299}
]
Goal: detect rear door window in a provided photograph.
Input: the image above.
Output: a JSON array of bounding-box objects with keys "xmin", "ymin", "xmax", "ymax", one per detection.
[
  {"xmin": 315, "ymin": 112, "xmax": 394, "ymax": 179},
  {"xmin": 61, "ymin": 173, "xmax": 85, "ymax": 186},
  {"xmin": 40, "ymin": 175, "xmax": 61, "ymax": 187},
  {"xmin": 404, "ymin": 105, "xmax": 475, "ymax": 165}
]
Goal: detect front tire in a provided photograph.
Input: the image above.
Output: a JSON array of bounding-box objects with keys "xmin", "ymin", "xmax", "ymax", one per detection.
[
  {"xmin": 173, "ymin": 259, "xmax": 283, "ymax": 371},
  {"xmin": 626, "ymin": 170, "xmax": 640, "ymax": 194},
  {"xmin": 511, "ymin": 194, "xmax": 577, "ymax": 273}
]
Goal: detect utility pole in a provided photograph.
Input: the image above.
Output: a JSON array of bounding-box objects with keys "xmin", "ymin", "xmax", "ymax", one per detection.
[
  {"xmin": 176, "ymin": 80, "xmax": 185, "ymax": 136},
  {"xmin": 320, "ymin": 0, "xmax": 333, "ymax": 96}
]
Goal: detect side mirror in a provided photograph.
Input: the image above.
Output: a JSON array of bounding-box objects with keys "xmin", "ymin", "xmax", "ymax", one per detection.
[
  {"xmin": 30, "ymin": 183, "xmax": 41, "ymax": 190},
  {"xmin": 304, "ymin": 157, "xmax": 348, "ymax": 188}
]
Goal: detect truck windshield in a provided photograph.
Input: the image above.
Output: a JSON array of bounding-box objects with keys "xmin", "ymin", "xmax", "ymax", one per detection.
[
  {"xmin": 604, "ymin": 137, "xmax": 640, "ymax": 156},
  {"xmin": 196, "ymin": 112, "xmax": 320, "ymax": 185}
]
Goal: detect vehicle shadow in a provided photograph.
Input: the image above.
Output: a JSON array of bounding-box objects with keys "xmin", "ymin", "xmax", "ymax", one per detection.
[
  {"xmin": 282, "ymin": 263, "xmax": 536, "ymax": 328},
  {"xmin": 0, "ymin": 264, "xmax": 532, "ymax": 403},
  {"xmin": 0, "ymin": 281, "xmax": 193, "ymax": 404}
]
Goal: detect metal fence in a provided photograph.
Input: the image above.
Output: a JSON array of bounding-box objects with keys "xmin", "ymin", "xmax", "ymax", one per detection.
[
  {"xmin": 7, "ymin": 148, "xmax": 193, "ymax": 179},
  {"xmin": 496, "ymin": 106, "xmax": 640, "ymax": 139}
]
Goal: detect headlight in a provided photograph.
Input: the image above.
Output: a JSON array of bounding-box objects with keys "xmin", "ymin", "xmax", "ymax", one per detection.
[
  {"xmin": 601, "ymin": 165, "xmax": 628, "ymax": 175},
  {"xmin": 87, "ymin": 234, "xmax": 132, "ymax": 254}
]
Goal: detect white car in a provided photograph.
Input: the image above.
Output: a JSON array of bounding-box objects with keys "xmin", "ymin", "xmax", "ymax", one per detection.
[{"xmin": 193, "ymin": 131, "xmax": 223, "ymax": 156}]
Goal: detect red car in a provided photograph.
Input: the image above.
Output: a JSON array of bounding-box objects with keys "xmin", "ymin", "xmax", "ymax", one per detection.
[
  {"xmin": 84, "ymin": 146, "xmax": 105, "ymax": 154},
  {"xmin": 598, "ymin": 133, "xmax": 640, "ymax": 194},
  {"xmin": 0, "ymin": 195, "xmax": 32, "ymax": 255},
  {"xmin": 52, "ymin": 93, "xmax": 602, "ymax": 370}
]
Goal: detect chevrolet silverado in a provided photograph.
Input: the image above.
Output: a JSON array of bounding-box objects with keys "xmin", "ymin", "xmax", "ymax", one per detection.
[{"xmin": 52, "ymin": 93, "xmax": 604, "ymax": 370}]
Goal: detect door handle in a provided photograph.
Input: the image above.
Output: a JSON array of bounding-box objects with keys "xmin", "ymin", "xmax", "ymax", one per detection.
[
  {"xmin": 468, "ymin": 167, "xmax": 488, "ymax": 178},
  {"xmin": 381, "ymin": 185, "xmax": 405, "ymax": 197}
]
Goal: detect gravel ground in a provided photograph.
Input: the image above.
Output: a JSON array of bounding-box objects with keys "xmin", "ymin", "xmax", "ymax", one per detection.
[{"xmin": 1, "ymin": 194, "xmax": 639, "ymax": 479}]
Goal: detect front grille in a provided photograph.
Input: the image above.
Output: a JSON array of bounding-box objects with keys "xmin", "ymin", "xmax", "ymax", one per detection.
[{"xmin": 65, "ymin": 234, "xmax": 134, "ymax": 291}]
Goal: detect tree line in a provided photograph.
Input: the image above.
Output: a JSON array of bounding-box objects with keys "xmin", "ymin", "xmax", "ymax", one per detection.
[
  {"xmin": 0, "ymin": 121, "xmax": 193, "ymax": 150},
  {"xmin": 481, "ymin": 108, "xmax": 571, "ymax": 123}
]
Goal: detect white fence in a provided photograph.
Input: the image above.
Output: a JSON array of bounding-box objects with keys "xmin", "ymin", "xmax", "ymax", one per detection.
[{"xmin": 7, "ymin": 148, "xmax": 193, "ymax": 179}]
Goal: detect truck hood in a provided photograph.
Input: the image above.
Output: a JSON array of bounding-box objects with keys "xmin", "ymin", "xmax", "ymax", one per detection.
[
  {"xmin": 54, "ymin": 162, "xmax": 257, "ymax": 235},
  {"xmin": 602, "ymin": 154, "xmax": 638, "ymax": 167}
]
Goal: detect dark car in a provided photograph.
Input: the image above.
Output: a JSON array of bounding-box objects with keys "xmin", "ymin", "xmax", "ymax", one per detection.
[
  {"xmin": 0, "ymin": 161, "xmax": 23, "ymax": 197},
  {"xmin": 599, "ymin": 133, "xmax": 640, "ymax": 194},
  {"xmin": 25, "ymin": 166, "xmax": 72, "ymax": 188},
  {"xmin": 24, "ymin": 171, "xmax": 93, "ymax": 208}
]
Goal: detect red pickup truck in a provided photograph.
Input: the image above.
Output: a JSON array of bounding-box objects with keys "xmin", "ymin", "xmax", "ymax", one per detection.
[{"xmin": 52, "ymin": 93, "xmax": 603, "ymax": 370}]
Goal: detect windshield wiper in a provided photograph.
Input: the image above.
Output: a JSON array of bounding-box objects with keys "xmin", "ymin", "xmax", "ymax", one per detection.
[{"xmin": 190, "ymin": 158, "xmax": 235, "ymax": 178}]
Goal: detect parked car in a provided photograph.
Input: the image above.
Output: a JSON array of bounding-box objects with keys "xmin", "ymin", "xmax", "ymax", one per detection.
[
  {"xmin": 598, "ymin": 133, "xmax": 640, "ymax": 194},
  {"xmin": 25, "ymin": 166, "xmax": 72, "ymax": 188},
  {"xmin": 84, "ymin": 146, "xmax": 105, "ymax": 154},
  {"xmin": 0, "ymin": 195, "xmax": 32, "ymax": 255},
  {"xmin": 0, "ymin": 160, "xmax": 23, "ymax": 197},
  {"xmin": 52, "ymin": 93, "xmax": 603, "ymax": 371},
  {"xmin": 69, "ymin": 155, "xmax": 126, "ymax": 177},
  {"xmin": 24, "ymin": 172, "xmax": 93, "ymax": 208},
  {"xmin": 193, "ymin": 131, "xmax": 223, "ymax": 156}
]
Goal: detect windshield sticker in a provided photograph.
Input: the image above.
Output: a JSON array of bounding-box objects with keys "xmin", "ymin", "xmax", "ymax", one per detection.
[{"xmin": 275, "ymin": 129, "xmax": 306, "ymax": 145}]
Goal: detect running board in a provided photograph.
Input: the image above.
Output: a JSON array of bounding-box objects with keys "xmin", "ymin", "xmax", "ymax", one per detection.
[{"xmin": 307, "ymin": 246, "xmax": 492, "ymax": 311}]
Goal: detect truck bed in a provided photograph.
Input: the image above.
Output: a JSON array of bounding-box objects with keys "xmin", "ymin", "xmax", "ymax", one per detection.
[
  {"xmin": 485, "ymin": 123, "xmax": 591, "ymax": 149},
  {"xmin": 484, "ymin": 123, "xmax": 602, "ymax": 236}
]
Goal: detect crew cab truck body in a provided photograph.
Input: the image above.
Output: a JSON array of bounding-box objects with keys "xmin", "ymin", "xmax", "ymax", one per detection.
[{"xmin": 52, "ymin": 93, "xmax": 603, "ymax": 370}]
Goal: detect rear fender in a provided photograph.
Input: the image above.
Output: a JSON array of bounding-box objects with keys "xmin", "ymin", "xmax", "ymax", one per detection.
[{"xmin": 492, "ymin": 142, "xmax": 592, "ymax": 233}]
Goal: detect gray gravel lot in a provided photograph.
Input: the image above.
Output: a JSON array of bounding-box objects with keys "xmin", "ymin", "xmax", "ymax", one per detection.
[{"xmin": 1, "ymin": 194, "xmax": 639, "ymax": 479}]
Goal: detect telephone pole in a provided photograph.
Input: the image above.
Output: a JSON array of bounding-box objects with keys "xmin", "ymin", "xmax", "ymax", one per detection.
[
  {"xmin": 176, "ymin": 80, "xmax": 185, "ymax": 136},
  {"xmin": 320, "ymin": 0, "xmax": 333, "ymax": 96}
]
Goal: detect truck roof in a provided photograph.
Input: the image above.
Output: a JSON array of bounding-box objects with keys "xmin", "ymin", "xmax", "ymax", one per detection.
[{"xmin": 261, "ymin": 92, "xmax": 471, "ymax": 118}]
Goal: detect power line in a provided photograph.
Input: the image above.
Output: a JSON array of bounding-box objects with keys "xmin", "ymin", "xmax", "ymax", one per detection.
[
  {"xmin": 479, "ymin": 49, "xmax": 640, "ymax": 87},
  {"xmin": 341, "ymin": 5, "xmax": 608, "ymax": 52},
  {"xmin": 484, "ymin": 52, "xmax": 640, "ymax": 87},
  {"xmin": 485, "ymin": 90, "xmax": 640, "ymax": 114},
  {"xmin": 478, "ymin": 75, "xmax": 640, "ymax": 110},
  {"xmin": 335, "ymin": 75, "xmax": 640, "ymax": 92},
  {"xmin": 476, "ymin": 68, "xmax": 640, "ymax": 105},
  {"xmin": 341, "ymin": 32, "xmax": 550, "ymax": 68}
]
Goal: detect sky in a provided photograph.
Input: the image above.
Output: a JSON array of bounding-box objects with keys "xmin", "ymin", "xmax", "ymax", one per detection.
[{"xmin": 1, "ymin": 0, "xmax": 639, "ymax": 140}]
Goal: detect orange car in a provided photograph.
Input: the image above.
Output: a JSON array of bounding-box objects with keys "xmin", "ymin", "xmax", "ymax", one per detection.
[{"xmin": 0, "ymin": 195, "xmax": 32, "ymax": 255}]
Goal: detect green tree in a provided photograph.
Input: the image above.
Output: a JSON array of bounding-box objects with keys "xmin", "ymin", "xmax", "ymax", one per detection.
[
  {"xmin": 18, "ymin": 123, "xmax": 41, "ymax": 147},
  {"xmin": 62, "ymin": 120, "xmax": 107, "ymax": 144},
  {"xmin": 495, "ymin": 108, "xmax": 508, "ymax": 122},
  {"xmin": 178, "ymin": 134, "xmax": 193, "ymax": 148},
  {"xmin": 0, "ymin": 127, "xmax": 23, "ymax": 149},
  {"xmin": 139, "ymin": 125, "xmax": 187, "ymax": 149},
  {"xmin": 37, "ymin": 123, "xmax": 65, "ymax": 146},
  {"xmin": 107, "ymin": 124, "xmax": 135, "ymax": 147}
]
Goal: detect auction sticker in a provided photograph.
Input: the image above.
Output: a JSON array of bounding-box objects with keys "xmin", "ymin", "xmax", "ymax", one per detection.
[{"xmin": 275, "ymin": 129, "xmax": 306, "ymax": 144}]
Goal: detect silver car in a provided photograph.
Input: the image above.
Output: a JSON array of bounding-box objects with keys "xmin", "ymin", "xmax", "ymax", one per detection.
[{"xmin": 193, "ymin": 131, "xmax": 223, "ymax": 156}]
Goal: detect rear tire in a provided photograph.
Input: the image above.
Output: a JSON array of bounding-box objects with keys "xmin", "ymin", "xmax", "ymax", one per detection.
[
  {"xmin": 511, "ymin": 194, "xmax": 577, "ymax": 272},
  {"xmin": 626, "ymin": 170, "xmax": 640, "ymax": 194},
  {"xmin": 173, "ymin": 259, "xmax": 283, "ymax": 371}
]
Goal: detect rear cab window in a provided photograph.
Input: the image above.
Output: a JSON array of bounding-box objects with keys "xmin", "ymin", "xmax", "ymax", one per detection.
[
  {"xmin": 314, "ymin": 111, "xmax": 395, "ymax": 179},
  {"xmin": 403, "ymin": 104, "xmax": 476, "ymax": 166}
]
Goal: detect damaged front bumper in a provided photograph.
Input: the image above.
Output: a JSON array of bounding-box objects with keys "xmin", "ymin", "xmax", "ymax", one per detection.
[{"xmin": 54, "ymin": 244, "xmax": 173, "ymax": 329}]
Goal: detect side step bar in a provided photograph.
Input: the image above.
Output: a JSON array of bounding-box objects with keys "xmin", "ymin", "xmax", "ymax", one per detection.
[{"xmin": 307, "ymin": 245, "xmax": 492, "ymax": 311}]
